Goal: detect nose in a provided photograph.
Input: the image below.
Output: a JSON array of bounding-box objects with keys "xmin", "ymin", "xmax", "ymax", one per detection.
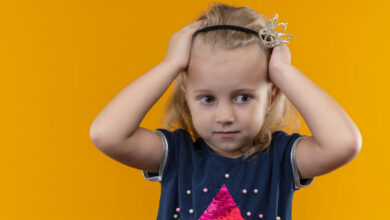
[{"xmin": 215, "ymin": 101, "xmax": 235, "ymax": 124}]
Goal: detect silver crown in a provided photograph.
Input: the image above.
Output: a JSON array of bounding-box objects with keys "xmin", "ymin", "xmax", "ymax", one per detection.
[{"xmin": 259, "ymin": 13, "xmax": 293, "ymax": 48}]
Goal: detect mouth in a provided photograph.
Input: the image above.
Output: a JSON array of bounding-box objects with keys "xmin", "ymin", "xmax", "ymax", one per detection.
[{"xmin": 215, "ymin": 131, "xmax": 240, "ymax": 138}]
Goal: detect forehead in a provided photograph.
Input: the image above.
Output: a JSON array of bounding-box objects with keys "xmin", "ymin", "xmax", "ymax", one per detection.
[{"xmin": 187, "ymin": 42, "xmax": 269, "ymax": 92}]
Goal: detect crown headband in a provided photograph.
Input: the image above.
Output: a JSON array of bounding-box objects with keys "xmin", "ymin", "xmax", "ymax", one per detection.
[{"xmin": 193, "ymin": 13, "xmax": 293, "ymax": 48}]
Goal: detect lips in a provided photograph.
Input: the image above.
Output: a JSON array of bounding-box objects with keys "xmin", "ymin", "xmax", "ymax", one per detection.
[{"xmin": 215, "ymin": 131, "xmax": 239, "ymax": 137}]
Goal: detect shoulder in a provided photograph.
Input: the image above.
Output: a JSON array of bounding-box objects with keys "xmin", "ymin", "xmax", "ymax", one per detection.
[
  {"xmin": 271, "ymin": 130, "xmax": 299, "ymax": 138},
  {"xmin": 270, "ymin": 130, "xmax": 306, "ymax": 159},
  {"xmin": 153, "ymin": 128, "xmax": 197, "ymax": 157},
  {"xmin": 154, "ymin": 128, "xmax": 194, "ymax": 142},
  {"xmin": 271, "ymin": 130, "xmax": 303, "ymax": 146}
]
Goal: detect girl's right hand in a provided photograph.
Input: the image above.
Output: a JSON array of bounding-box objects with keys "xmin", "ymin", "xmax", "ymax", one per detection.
[{"xmin": 163, "ymin": 19, "xmax": 204, "ymax": 73}]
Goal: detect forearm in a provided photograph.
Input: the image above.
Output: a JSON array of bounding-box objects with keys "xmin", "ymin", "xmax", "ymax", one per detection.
[
  {"xmin": 270, "ymin": 64, "xmax": 362, "ymax": 151},
  {"xmin": 90, "ymin": 60, "xmax": 181, "ymax": 145}
]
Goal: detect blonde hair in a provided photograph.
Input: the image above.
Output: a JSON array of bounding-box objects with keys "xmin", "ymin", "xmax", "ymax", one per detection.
[{"xmin": 160, "ymin": 2, "xmax": 301, "ymax": 161}]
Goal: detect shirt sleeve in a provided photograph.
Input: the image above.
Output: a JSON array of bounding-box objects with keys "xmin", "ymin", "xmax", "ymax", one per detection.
[
  {"xmin": 290, "ymin": 135, "xmax": 315, "ymax": 191},
  {"xmin": 141, "ymin": 129, "xmax": 168, "ymax": 182},
  {"xmin": 275, "ymin": 130, "xmax": 315, "ymax": 191},
  {"xmin": 141, "ymin": 128, "xmax": 189, "ymax": 183}
]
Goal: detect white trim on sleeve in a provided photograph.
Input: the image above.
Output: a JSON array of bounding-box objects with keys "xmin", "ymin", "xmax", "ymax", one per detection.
[
  {"xmin": 291, "ymin": 135, "xmax": 315, "ymax": 190},
  {"xmin": 142, "ymin": 130, "xmax": 168, "ymax": 182}
]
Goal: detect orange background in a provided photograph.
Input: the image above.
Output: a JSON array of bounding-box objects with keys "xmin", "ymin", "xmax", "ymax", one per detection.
[{"xmin": 0, "ymin": 0, "xmax": 388, "ymax": 219}]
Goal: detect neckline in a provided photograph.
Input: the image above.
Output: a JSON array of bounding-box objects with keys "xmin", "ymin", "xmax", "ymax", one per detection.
[{"xmin": 199, "ymin": 138, "xmax": 245, "ymax": 164}]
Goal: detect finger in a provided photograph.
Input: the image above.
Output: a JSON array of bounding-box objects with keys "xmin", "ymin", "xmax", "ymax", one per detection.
[
  {"xmin": 192, "ymin": 19, "xmax": 204, "ymax": 24},
  {"xmin": 188, "ymin": 20, "xmax": 204, "ymax": 28},
  {"xmin": 183, "ymin": 21, "xmax": 203, "ymax": 33}
]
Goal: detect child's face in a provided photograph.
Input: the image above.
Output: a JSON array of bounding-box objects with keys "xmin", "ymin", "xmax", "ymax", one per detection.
[{"xmin": 185, "ymin": 41, "xmax": 271, "ymax": 159}]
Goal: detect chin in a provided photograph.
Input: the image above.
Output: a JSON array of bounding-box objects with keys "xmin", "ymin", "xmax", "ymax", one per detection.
[{"xmin": 212, "ymin": 141, "xmax": 243, "ymax": 151}]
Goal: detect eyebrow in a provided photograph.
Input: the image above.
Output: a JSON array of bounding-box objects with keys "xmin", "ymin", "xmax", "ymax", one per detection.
[{"xmin": 192, "ymin": 88, "xmax": 256, "ymax": 93}]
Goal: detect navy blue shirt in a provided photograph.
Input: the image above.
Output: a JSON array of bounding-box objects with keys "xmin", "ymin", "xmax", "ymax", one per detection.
[{"xmin": 142, "ymin": 128, "xmax": 314, "ymax": 220}]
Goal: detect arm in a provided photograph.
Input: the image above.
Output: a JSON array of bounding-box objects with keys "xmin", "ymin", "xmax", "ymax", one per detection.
[
  {"xmin": 269, "ymin": 43, "xmax": 362, "ymax": 178},
  {"xmin": 89, "ymin": 60, "xmax": 181, "ymax": 147},
  {"xmin": 90, "ymin": 19, "xmax": 204, "ymax": 146},
  {"xmin": 89, "ymin": 20, "xmax": 204, "ymax": 173}
]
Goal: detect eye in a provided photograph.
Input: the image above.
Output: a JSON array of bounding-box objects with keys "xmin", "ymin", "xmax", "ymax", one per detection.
[
  {"xmin": 199, "ymin": 95, "xmax": 215, "ymax": 104},
  {"xmin": 235, "ymin": 94, "xmax": 251, "ymax": 103},
  {"xmin": 198, "ymin": 94, "xmax": 252, "ymax": 104}
]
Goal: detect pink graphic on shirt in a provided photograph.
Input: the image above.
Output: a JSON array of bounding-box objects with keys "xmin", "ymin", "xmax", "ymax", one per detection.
[{"xmin": 199, "ymin": 184, "xmax": 245, "ymax": 220}]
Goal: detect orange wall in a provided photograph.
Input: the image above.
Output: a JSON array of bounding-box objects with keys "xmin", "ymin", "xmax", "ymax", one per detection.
[{"xmin": 0, "ymin": 0, "xmax": 388, "ymax": 219}]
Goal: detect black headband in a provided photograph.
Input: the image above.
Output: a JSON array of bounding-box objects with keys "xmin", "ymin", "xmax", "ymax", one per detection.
[{"xmin": 193, "ymin": 25, "xmax": 260, "ymax": 39}]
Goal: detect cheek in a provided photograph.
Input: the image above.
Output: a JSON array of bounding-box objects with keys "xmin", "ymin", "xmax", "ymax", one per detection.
[
  {"xmin": 191, "ymin": 113, "xmax": 212, "ymax": 139},
  {"xmin": 242, "ymin": 103, "xmax": 265, "ymax": 129},
  {"xmin": 186, "ymin": 102, "xmax": 207, "ymax": 125},
  {"xmin": 191, "ymin": 109, "xmax": 210, "ymax": 127}
]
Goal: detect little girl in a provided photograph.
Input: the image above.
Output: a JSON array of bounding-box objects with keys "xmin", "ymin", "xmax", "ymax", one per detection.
[{"xmin": 90, "ymin": 3, "xmax": 362, "ymax": 220}]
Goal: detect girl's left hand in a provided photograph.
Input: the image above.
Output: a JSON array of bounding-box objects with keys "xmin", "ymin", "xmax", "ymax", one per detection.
[{"xmin": 268, "ymin": 43, "xmax": 292, "ymax": 78}]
